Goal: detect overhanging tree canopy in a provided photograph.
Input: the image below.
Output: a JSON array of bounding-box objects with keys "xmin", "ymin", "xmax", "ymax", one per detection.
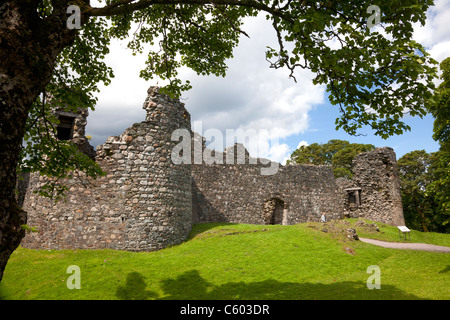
[{"xmin": 37, "ymin": 0, "xmax": 439, "ymax": 137}]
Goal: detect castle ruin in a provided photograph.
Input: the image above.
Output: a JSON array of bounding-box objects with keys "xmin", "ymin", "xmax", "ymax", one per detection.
[{"xmin": 20, "ymin": 87, "xmax": 405, "ymax": 251}]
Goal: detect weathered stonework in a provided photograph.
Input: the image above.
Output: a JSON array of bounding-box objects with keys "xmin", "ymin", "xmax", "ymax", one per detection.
[
  {"xmin": 349, "ymin": 147, "xmax": 405, "ymax": 226},
  {"xmin": 191, "ymin": 160, "xmax": 344, "ymax": 225},
  {"xmin": 20, "ymin": 87, "xmax": 405, "ymax": 251}
]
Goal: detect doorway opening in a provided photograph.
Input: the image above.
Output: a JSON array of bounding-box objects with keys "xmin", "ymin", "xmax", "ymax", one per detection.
[{"xmin": 264, "ymin": 198, "xmax": 286, "ymax": 225}]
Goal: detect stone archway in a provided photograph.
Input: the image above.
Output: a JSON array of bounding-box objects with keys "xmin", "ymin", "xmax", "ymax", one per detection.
[{"xmin": 263, "ymin": 198, "xmax": 286, "ymax": 225}]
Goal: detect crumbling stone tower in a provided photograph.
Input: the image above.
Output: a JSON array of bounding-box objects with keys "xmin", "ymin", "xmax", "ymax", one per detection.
[
  {"xmin": 341, "ymin": 147, "xmax": 405, "ymax": 226},
  {"xmin": 22, "ymin": 87, "xmax": 192, "ymax": 251}
]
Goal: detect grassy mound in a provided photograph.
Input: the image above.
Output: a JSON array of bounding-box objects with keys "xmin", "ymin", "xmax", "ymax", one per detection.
[{"xmin": 0, "ymin": 220, "xmax": 448, "ymax": 300}]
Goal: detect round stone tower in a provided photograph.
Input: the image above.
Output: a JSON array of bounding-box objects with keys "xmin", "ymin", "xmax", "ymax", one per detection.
[
  {"xmin": 108, "ymin": 86, "xmax": 193, "ymax": 251},
  {"xmin": 126, "ymin": 87, "xmax": 192, "ymax": 250}
]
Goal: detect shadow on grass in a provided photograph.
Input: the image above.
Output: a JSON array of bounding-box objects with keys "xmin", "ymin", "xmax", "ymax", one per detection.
[
  {"xmin": 116, "ymin": 269, "xmax": 424, "ymax": 300},
  {"xmin": 116, "ymin": 272, "xmax": 158, "ymax": 300},
  {"xmin": 187, "ymin": 223, "xmax": 239, "ymax": 240},
  {"xmin": 438, "ymin": 265, "xmax": 450, "ymax": 273}
]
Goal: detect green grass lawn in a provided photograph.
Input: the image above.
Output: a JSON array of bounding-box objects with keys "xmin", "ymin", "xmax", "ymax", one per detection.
[{"xmin": 0, "ymin": 219, "xmax": 449, "ymax": 300}]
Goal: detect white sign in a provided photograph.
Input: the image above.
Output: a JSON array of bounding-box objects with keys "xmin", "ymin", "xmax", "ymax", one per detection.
[{"xmin": 397, "ymin": 226, "xmax": 410, "ymax": 233}]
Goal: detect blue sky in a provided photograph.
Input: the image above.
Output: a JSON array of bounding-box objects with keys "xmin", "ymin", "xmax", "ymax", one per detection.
[
  {"xmin": 285, "ymin": 101, "xmax": 441, "ymax": 159},
  {"xmin": 87, "ymin": 0, "xmax": 449, "ymax": 164}
]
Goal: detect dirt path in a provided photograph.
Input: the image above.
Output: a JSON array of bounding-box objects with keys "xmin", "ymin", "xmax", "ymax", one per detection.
[{"xmin": 359, "ymin": 238, "xmax": 450, "ymax": 253}]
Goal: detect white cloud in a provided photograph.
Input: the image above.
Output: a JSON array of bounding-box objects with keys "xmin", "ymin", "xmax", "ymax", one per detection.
[
  {"xmin": 86, "ymin": 2, "xmax": 448, "ymax": 163},
  {"xmin": 268, "ymin": 142, "xmax": 291, "ymax": 165},
  {"xmin": 86, "ymin": 38, "xmax": 151, "ymax": 148},
  {"xmin": 429, "ymin": 41, "xmax": 450, "ymax": 64},
  {"xmin": 179, "ymin": 14, "xmax": 325, "ymax": 163},
  {"xmin": 413, "ymin": 1, "xmax": 450, "ymax": 42},
  {"xmin": 413, "ymin": 0, "xmax": 450, "ymax": 62},
  {"xmin": 296, "ymin": 140, "xmax": 309, "ymax": 149}
]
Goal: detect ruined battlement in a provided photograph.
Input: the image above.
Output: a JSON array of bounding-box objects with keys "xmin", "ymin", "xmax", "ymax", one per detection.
[{"xmin": 20, "ymin": 87, "xmax": 405, "ymax": 251}]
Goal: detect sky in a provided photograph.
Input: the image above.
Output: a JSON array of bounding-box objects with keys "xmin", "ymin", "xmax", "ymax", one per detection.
[{"xmin": 86, "ymin": 0, "xmax": 450, "ymax": 164}]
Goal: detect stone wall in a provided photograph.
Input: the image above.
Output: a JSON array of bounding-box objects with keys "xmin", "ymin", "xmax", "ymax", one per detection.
[
  {"xmin": 21, "ymin": 87, "xmax": 406, "ymax": 252},
  {"xmin": 21, "ymin": 170, "xmax": 127, "ymax": 250},
  {"xmin": 350, "ymin": 147, "xmax": 405, "ymax": 226},
  {"xmin": 191, "ymin": 144, "xmax": 345, "ymax": 225},
  {"xmin": 335, "ymin": 147, "xmax": 405, "ymax": 226},
  {"xmin": 22, "ymin": 87, "xmax": 192, "ymax": 251}
]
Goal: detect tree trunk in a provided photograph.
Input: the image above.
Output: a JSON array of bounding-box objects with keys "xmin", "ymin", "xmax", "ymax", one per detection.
[
  {"xmin": 0, "ymin": 0, "xmax": 78, "ymax": 281},
  {"xmin": 415, "ymin": 197, "xmax": 429, "ymax": 233},
  {"xmin": 420, "ymin": 208, "xmax": 429, "ymax": 233}
]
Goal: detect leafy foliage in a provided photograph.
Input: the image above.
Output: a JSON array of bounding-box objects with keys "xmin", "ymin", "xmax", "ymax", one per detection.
[
  {"xmin": 263, "ymin": 0, "xmax": 438, "ymax": 138},
  {"xmin": 287, "ymin": 139, "xmax": 374, "ymax": 179},
  {"xmin": 398, "ymin": 150, "xmax": 433, "ymax": 232},
  {"xmin": 106, "ymin": 2, "xmax": 260, "ymax": 97},
  {"xmin": 18, "ymin": 15, "xmax": 112, "ymax": 200},
  {"xmin": 426, "ymin": 151, "xmax": 450, "ymax": 230},
  {"xmin": 428, "ymin": 57, "xmax": 450, "ymax": 146},
  {"xmin": 19, "ymin": 95, "xmax": 105, "ymax": 201},
  {"xmin": 398, "ymin": 150, "xmax": 449, "ymax": 233},
  {"xmin": 424, "ymin": 57, "xmax": 450, "ymax": 226},
  {"xmin": 85, "ymin": 0, "xmax": 439, "ymax": 135}
]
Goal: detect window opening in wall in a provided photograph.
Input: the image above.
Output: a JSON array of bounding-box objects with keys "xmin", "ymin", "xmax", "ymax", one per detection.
[
  {"xmin": 345, "ymin": 187, "xmax": 362, "ymax": 208},
  {"xmin": 57, "ymin": 115, "xmax": 75, "ymax": 141}
]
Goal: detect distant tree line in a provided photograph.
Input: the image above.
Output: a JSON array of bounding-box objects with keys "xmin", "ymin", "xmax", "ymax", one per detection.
[
  {"xmin": 287, "ymin": 139, "xmax": 375, "ymax": 179},
  {"xmin": 402, "ymin": 57, "xmax": 449, "ymax": 233},
  {"xmin": 398, "ymin": 150, "xmax": 449, "ymax": 233}
]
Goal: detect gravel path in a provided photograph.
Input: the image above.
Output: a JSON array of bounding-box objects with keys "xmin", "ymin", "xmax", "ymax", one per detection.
[{"xmin": 359, "ymin": 238, "xmax": 450, "ymax": 253}]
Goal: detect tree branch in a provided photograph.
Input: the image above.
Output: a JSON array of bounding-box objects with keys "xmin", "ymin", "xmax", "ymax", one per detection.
[
  {"xmin": 210, "ymin": 1, "xmax": 249, "ymax": 38},
  {"xmin": 86, "ymin": 0, "xmax": 293, "ymax": 23}
]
